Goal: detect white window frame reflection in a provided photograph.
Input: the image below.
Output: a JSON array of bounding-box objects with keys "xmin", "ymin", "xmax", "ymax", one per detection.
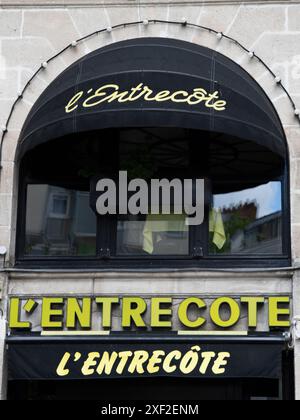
[{"xmin": 49, "ymin": 192, "xmax": 71, "ymax": 219}]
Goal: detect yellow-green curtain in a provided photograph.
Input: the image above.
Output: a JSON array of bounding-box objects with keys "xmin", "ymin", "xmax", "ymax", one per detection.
[
  {"xmin": 143, "ymin": 210, "xmax": 226, "ymax": 254},
  {"xmin": 143, "ymin": 214, "xmax": 188, "ymax": 254},
  {"xmin": 209, "ymin": 208, "xmax": 226, "ymax": 250}
]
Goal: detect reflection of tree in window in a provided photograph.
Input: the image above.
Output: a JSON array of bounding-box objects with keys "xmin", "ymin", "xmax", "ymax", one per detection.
[
  {"xmin": 19, "ymin": 126, "xmax": 287, "ymax": 263},
  {"xmin": 210, "ymin": 182, "xmax": 282, "ymax": 255}
]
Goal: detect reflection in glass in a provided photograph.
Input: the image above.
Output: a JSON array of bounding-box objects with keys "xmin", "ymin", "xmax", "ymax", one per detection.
[
  {"xmin": 25, "ymin": 185, "xmax": 97, "ymax": 256},
  {"xmin": 117, "ymin": 128, "xmax": 191, "ymax": 256},
  {"xmin": 117, "ymin": 214, "xmax": 189, "ymax": 256},
  {"xmin": 209, "ymin": 182, "xmax": 282, "ymax": 255}
]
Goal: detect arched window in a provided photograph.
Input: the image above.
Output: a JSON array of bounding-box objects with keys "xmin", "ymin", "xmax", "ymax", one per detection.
[{"xmin": 16, "ymin": 38, "xmax": 290, "ymax": 268}]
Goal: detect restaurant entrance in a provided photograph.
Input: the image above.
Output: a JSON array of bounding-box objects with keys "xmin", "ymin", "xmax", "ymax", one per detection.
[{"xmin": 8, "ymin": 376, "xmax": 289, "ymax": 401}]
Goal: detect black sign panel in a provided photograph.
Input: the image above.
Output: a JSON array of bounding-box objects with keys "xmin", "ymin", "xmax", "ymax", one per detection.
[{"xmin": 8, "ymin": 340, "xmax": 283, "ymax": 381}]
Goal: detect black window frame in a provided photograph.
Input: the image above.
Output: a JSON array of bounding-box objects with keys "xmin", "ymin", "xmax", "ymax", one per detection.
[{"xmin": 15, "ymin": 135, "xmax": 291, "ymax": 270}]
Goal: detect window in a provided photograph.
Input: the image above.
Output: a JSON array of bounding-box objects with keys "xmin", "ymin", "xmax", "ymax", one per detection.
[
  {"xmin": 210, "ymin": 181, "xmax": 282, "ymax": 256},
  {"xmin": 16, "ymin": 127, "xmax": 290, "ymax": 268},
  {"xmin": 25, "ymin": 185, "xmax": 96, "ymax": 257},
  {"xmin": 50, "ymin": 193, "xmax": 70, "ymax": 218},
  {"xmin": 117, "ymin": 214, "xmax": 190, "ymax": 256}
]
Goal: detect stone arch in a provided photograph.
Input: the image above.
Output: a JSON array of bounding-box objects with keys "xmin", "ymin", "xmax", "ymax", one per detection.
[{"xmin": 0, "ymin": 22, "xmax": 296, "ymax": 261}]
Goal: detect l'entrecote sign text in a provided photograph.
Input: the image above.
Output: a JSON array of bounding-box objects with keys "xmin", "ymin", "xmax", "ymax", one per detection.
[{"xmin": 9, "ymin": 295, "xmax": 290, "ymax": 332}]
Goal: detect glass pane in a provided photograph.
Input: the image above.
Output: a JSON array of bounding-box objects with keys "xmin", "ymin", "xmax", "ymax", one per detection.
[
  {"xmin": 52, "ymin": 195, "xmax": 68, "ymax": 216},
  {"xmin": 25, "ymin": 185, "xmax": 97, "ymax": 256},
  {"xmin": 117, "ymin": 128, "xmax": 191, "ymax": 256},
  {"xmin": 117, "ymin": 214, "xmax": 189, "ymax": 256},
  {"xmin": 209, "ymin": 182, "xmax": 282, "ymax": 255}
]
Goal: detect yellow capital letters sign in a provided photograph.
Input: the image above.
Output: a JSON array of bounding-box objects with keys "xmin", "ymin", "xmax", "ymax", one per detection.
[{"xmin": 8, "ymin": 295, "xmax": 291, "ymax": 333}]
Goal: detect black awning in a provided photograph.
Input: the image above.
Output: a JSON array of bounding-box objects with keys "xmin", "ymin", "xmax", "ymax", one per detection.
[
  {"xmin": 17, "ymin": 38, "xmax": 286, "ymax": 159},
  {"xmin": 7, "ymin": 335, "xmax": 286, "ymax": 381}
]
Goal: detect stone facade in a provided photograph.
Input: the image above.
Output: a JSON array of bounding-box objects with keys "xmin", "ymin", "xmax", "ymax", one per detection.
[{"xmin": 0, "ymin": 0, "xmax": 299, "ymax": 400}]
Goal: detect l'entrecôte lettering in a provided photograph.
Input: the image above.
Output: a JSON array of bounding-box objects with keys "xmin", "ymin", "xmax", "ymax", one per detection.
[{"xmin": 8, "ymin": 295, "xmax": 290, "ymax": 331}]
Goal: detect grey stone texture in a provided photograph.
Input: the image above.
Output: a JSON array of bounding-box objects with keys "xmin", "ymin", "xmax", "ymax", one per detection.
[{"xmin": 0, "ymin": 273, "xmax": 7, "ymax": 399}]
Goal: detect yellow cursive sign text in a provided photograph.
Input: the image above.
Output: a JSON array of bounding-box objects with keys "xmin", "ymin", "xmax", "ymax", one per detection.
[{"xmin": 65, "ymin": 83, "xmax": 227, "ymax": 114}]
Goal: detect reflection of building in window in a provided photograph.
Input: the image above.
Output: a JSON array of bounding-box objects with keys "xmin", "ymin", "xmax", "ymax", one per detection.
[
  {"xmin": 243, "ymin": 212, "xmax": 282, "ymax": 254},
  {"xmin": 215, "ymin": 202, "xmax": 282, "ymax": 255},
  {"xmin": 50, "ymin": 194, "xmax": 69, "ymax": 218},
  {"xmin": 20, "ymin": 127, "xmax": 287, "ymax": 262},
  {"xmin": 25, "ymin": 185, "xmax": 96, "ymax": 256},
  {"xmin": 224, "ymin": 202, "xmax": 257, "ymax": 254},
  {"xmin": 223, "ymin": 202, "xmax": 258, "ymax": 221}
]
